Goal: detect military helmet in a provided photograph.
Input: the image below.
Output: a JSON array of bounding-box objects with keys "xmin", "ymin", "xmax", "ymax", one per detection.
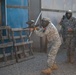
[{"xmin": 65, "ymin": 10, "xmax": 72, "ymax": 19}]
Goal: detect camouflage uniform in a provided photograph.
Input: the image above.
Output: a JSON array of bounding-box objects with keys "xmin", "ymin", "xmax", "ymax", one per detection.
[
  {"xmin": 60, "ymin": 17, "xmax": 76, "ymax": 62},
  {"xmin": 35, "ymin": 22, "xmax": 61, "ymax": 68}
]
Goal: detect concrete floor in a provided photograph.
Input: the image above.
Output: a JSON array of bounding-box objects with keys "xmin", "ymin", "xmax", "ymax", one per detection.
[{"xmin": 0, "ymin": 49, "xmax": 76, "ymax": 75}]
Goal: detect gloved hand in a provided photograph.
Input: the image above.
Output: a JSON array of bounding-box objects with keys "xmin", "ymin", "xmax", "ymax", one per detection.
[
  {"xmin": 68, "ymin": 28, "xmax": 73, "ymax": 32},
  {"xmin": 29, "ymin": 28, "xmax": 34, "ymax": 32},
  {"xmin": 34, "ymin": 27, "xmax": 39, "ymax": 30},
  {"xmin": 29, "ymin": 27, "xmax": 39, "ymax": 31}
]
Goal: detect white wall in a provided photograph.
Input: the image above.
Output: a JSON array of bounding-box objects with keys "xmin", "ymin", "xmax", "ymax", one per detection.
[
  {"xmin": 41, "ymin": 0, "xmax": 76, "ymax": 28},
  {"xmin": 41, "ymin": 0, "xmax": 76, "ymax": 10}
]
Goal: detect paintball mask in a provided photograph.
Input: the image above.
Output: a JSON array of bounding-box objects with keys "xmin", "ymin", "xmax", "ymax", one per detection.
[
  {"xmin": 41, "ymin": 18, "xmax": 50, "ymax": 28},
  {"xmin": 65, "ymin": 10, "xmax": 72, "ymax": 19}
]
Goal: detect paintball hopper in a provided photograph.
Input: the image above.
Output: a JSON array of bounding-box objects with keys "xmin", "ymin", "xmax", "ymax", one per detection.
[
  {"xmin": 26, "ymin": 20, "xmax": 35, "ymax": 28},
  {"xmin": 26, "ymin": 20, "xmax": 39, "ymax": 28},
  {"xmin": 26, "ymin": 20, "xmax": 34, "ymax": 25}
]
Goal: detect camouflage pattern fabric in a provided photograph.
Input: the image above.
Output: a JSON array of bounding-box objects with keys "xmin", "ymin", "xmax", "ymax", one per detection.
[
  {"xmin": 60, "ymin": 17, "xmax": 76, "ymax": 61},
  {"xmin": 65, "ymin": 35, "xmax": 75, "ymax": 62},
  {"xmin": 60, "ymin": 17, "xmax": 76, "ymax": 37},
  {"xmin": 35, "ymin": 22, "xmax": 61, "ymax": 68}
]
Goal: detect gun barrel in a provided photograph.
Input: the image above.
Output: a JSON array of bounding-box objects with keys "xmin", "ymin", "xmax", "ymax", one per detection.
[{"xmin": 35, "ymin": 12, "xmax": 42, "ymax": 25}]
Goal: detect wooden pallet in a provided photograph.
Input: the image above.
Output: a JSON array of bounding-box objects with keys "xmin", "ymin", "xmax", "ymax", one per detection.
[
  {"xmin": 0, "ymin": 26, "xmax": 16, "ymax": 68},
  {"xmin": 11, "ymin": 28, "xmax": 34, "ymax": 62}
]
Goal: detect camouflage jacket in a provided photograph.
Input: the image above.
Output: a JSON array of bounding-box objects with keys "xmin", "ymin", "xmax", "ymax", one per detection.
[
  {"xmin": 34, "ymin": 21, "xmax": 61, "ymax": 42},
  {"xmin": 60, "ymin": 17, "xmax": 76, "ymax": 36}
]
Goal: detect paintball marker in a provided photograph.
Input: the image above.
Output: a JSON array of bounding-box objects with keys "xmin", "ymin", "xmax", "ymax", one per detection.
[
  {"xmin": 26, "ymin": 20, "xmax": 39, "ymax": 29},
  {"xmin": 26, "ymin": 20, "xmax": 39, "ymax": 37},
  {"xmin": 26, "ymin": 12, "xmax": 42, "ymax": 37}
]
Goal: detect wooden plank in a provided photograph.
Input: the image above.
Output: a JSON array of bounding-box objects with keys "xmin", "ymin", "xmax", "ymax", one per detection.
[
  {"xmin": 12, "ymin": 28, "xmax": 23, "ymax": 31},
  {"xmin": 0, "ymin": 26, "xmax": 10, "ymax": 30},
  {"xmin": 2, "ymin": 36, "xmax": 8, "ymax": 39},
  {"xmin": 17, "ymin": 56, "xmax": 34, "ymax": 62},
  {"xmin": 0, "ymin": 60, "xmax": 16, "ymax": 68},
  {"xmin": 17, "ymin": 50, "xmax": 29, "ymax": 54},
  {"xmin": 5, "ymin": 53, "xmax": 11, "ymax": 57},
  {"xmin": 0, "ymin": 42, "xmax": 13, "ymax": 48},
  {"xmin": 12, "ymin": 28, "xmax": 30, "ymax": 31},
  {"xmin": 14, "ymin": 41, "xmax": 33, "ymax": 46},
  {"xmin": 14, "ymin": 35, "xmax": 27, "ymax": 39},
  {"xmin": 0, "ymin": 53, "xmax": 12, "ymax": 58},
  {"xmin": 0, "ymin": 36, "xmax": 12, "ymax": 40},
  {"xmin": 0, "ymin": 54, "xmax": 3, "ymax": 58},
  {"xmin": 24, "ymin": 41, "xmax": 33, "ymax": 44}
]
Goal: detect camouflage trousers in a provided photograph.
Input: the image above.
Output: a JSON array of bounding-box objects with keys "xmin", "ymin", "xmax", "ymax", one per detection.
[
  {"xmin": 65, "ymin": 35, "xmax": 75, "ymax": 62},
  {"xmin": 47, "ymin": 38, "xmax": 61, "ymax": 68}
]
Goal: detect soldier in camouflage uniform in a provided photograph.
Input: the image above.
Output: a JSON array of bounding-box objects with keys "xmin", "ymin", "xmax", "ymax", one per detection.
[
  {"xmin": 33, "ymin": 18, "xmax": 61, "ymax": 74},
  {"xmin": 60, "ymin": 10, "xmax": 76, "ymax": 63}
]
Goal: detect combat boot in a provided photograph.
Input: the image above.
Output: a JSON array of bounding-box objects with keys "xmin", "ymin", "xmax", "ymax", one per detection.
[
  {"xmin": 69, "ymin": 55, "xmax": 74, "ymax": 64},
  {"xmin": 41, "ymin": 68, "xmax": 52, "ymax": 74},
  {"xmin": 51, "ymin": 64, "xmax": 58, "ymax": 70},
  {"xmin": 67, "ymin": 56, "xmax": 74, "ymax": 64}
]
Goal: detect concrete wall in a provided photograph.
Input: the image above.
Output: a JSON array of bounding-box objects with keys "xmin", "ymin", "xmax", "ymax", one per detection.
[
  {"xmin": 29, "ymin": 0, "xmax": 41, "ymax": 51},
  {"xmin": 41, "ymin": 0, "xmax": 76, "ymax": 28}
]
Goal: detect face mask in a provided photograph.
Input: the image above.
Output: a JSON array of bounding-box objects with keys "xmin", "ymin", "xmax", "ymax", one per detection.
[
  {"xmin": 41, "ymin": 21, "xmax": 49, "ymax": 28},
  {"xmin": 66, "ymin": 13, "xmax": 72, "ymax": 19}
]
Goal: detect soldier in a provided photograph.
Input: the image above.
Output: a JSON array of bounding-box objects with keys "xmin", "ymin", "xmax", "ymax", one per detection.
[
  {"xmin": 30, "ymin": 18, "xmax": 61, "ymax": 74},
  {"xmin": 60, "ymin": 10, "xmax": 76, "ymax": 63}
]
